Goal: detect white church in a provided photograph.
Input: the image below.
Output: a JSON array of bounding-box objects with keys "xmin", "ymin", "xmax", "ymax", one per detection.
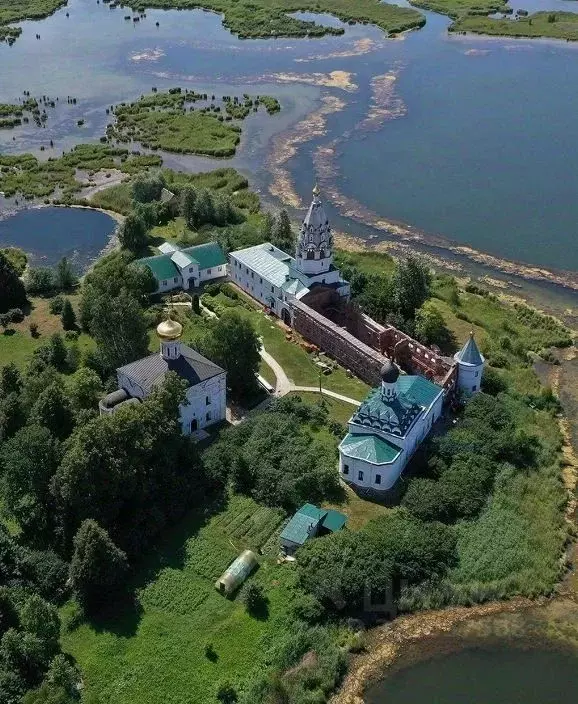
[
  {"xmin": 229, "ymin": 184, "xmax": 349, "ymax": 325},
  {"xmin": 99, "ymin": 313, "xmax": 227, "ymax": 434},
  {"xmin": 339, "ymin": 336, "xmax": 485, "ymax": 493}
]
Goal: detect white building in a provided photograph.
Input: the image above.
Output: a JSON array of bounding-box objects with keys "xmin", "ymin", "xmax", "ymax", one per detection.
[
  {"xmin": 454, "ymin": 331, "xmax": 485, "ymax": 396},
  {"xmin": 229, "ymin": 186, "xmax": 349, "ymax": 324},
  {"xmin": 339, "ymin": 361, "xmax": 445, "ymax": 492},
  {"xmin": 99, "ymin": 315, "xmax": 227, "ymax": 434},
  {"xmin": 136, "ymin": 241, "xmax": 227, "ymax": 293}
]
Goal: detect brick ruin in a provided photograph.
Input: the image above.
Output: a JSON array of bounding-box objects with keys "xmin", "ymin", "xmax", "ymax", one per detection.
[{"xmin": 292, "ymin": 287, "xmax": 457, "ymax": 392}]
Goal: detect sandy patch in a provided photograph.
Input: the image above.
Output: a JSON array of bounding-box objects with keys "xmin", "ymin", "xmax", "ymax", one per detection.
[
  {"xmin": 294, "ymin": 38, "xmax": 380, "ymax": 62},
  {"xmin": 269, "ymin": 70, "xmax": 357, "ymax": 92},
  {"xmin": 130, "ymin": 47, "xmax": 165, "ymax": 62}
]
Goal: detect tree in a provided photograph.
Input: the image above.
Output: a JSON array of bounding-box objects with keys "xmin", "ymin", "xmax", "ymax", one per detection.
[
  {"xmin": 216, "ymin": 681, "xmax": 238, "ymax": 704},
  {"xmin": 66, "ymin": 368, "xmax": 102, "ymax": 412},
  {"xmin": 240, "ymin": 582, "xmax": 267, "ymax": 617},
  {"xmin": 79, "ymin": 251, "xmax": 155, "ymax": 331},
  {"xmin": 45, "ymin": 654, "xmax": 79, "ymax": 698},
  {"xmin": 1, "ymin": 425, "xmax": 60, "ymax": 545},
  {"xmin": 118, "ymin": 213, "xmax": 147, "ymax": 253},
  {"xmin": 22, "ymin": 682, "xmax": 76, "ymax": 704},
  {"xmin": 48, "ymin": 334, "xmax": 67, "ymax": 371},
  {"xmin": 195, "ymin": 188, "xmax": 215, "ymax": 226},
  {"xmin": 20, "ymin": 596, "xmax": 60, "ymax": 656},
  {"xmin": 271, "ymin": 209, "xmax": 293, "ymax": 253},
  {"xmin": 55, "ymin": 258, "xmax": 76, "ymax": 292},
  {"xmin": 0, "ymin": 392, "xmax": 24, "ymax": 441},
  {"xmin": 414, "ymin": 301, "xmax": 454, "ymax": 349},
  {"xmin": 390, "ymin": 254, "xmax": 431, "ymax": 321},
  {"xmin": 30, "ymin": 384, "xmax": 74, "ymax": 440},
  {"xmin": 89, "ymin": 289, "xmax": 149, "ymax": 372},
  {"xmin": 261, "ymin": 211, "xmax": 274, "ymax": 242},
  {"xmin": 25, "ymin": 269, "xmax": 55, "ymax": 297},
  {"xmin": 52, "ymin": 373, "xmax": 199, "ymax": 555},
  {"xmin": 1, "ymin": 363, "xmax": 22, "ymax": 397},
  {"xmin": 0, "ymin": 251, "xmax": 27, "ymax": 313},
  {"xmin": 180, "ymin": 186, "xmax": 198, "ymax": 229},
  {"xmin": 69, "ymin": 519, "xmax": 128, "ymax": 611},
  {"xmin": 203, "ymin": 310, "xmax": 260, "ymax": 402},
  {"xmin": 131, "ymin": 172, "xmax": 165, "ymax": 203},
  {"xmin": 60, "ymin": 300, "xmax": 76, "ymax": 331}
]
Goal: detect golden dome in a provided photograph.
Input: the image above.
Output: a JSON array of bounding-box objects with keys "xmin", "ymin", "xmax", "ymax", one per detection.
[
  {"xmin": 157, "ymin": 315, "xmax": 183, "ymax": 340},
  {"xmin": 312, "ymin": 183, "xmax": 320, "ymax": 197}
]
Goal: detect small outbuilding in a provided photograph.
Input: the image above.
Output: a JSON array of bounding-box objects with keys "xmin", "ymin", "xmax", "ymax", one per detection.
[
  {"xmin": 215, "ymin": 549, "xmax": 258, "ymax": 597},
  {"xmin": 280, "ymin": 504, "xmax": 347, "ymax": 555}
]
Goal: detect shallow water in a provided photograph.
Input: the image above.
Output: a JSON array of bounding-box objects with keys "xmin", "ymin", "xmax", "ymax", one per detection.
[
  {"xmin": 365, "ymin": 645, "xmax": 578, "ymax": 703},
  {"xmin": 0, "ymin": 207, "xmax": 116, "ymax": 271},
  {"xmin": 1, "ymin": 0, "xmax": 578, "ymax": 273}
]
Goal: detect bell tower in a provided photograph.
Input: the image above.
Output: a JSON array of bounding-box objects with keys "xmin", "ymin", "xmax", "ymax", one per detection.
[{"xmin": 295, "ymin": 184, "xmax": 333, "ymax": 276}]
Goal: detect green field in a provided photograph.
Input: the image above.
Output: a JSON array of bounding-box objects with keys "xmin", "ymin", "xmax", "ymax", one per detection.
[
  {"xmin": 61, "ymin": 496, "xmax": 295, "ymax": 703},
  {"xmin": 0, "ymin": 0, "xmax": 65, "ymax": 41}
]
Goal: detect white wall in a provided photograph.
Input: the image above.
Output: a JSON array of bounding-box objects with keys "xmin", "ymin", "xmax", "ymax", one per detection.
[
  {"xmin": 339, "ymin": 451, "xmax": 404, "ymax": 491},
  {"xmin": 456, "ymin": 362, "xmax": 484, "ymax": 395},
  {"xmin": 156, "ymin": 276, "xmax": 183, "ymax": 293},
  {"xmin": 180, "ymin": 372, "xmax": 227, "ymax": 433},
  {"xmin": 229, "ymin": 255, "xmax": 281, "ymax": 310},
  {"xmin": 199, "ymin": 264, "xmax": 226, "ymax": 282}
]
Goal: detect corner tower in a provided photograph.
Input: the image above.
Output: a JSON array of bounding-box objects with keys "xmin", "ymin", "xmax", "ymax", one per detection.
[
  {"xmin": 454, "ymin": 331, "xmax": 485, "ymax": 395},
  {"xmin": 295, "ymin": 184, "xmax": 333, "ymax": 276}
]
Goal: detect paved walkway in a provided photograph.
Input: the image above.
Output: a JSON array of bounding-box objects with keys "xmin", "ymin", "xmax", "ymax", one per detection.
[{"xmin": 258, "ymin": 346, "xmax": 361, "ymax": 407}]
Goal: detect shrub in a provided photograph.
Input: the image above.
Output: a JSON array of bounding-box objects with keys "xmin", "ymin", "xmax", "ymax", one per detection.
[
  {"xmin": 49, "ymin": 295, "xmax": 65, "ymax": 314},
  {"xmin": 29, "ymin": 322, "xmax": 39, "ymax": 338},
  {"xmin": 7, "ymin": 307, "xmax": 24, "ymax": 323}
]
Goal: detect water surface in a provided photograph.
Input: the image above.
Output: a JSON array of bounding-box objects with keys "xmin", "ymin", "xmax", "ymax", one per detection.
[
  {"xmin": 0, "ymin": 207, "xmax": 116, "ymax": 271},
  {"xmin": 366, "ymin": 645, "xmax": 578, "ymax": 703}
]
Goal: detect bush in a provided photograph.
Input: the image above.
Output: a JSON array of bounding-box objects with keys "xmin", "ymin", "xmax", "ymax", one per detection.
[
  {"xmin": 241, "ymin": 582, "xmax": 267, "ymax": 617},
  {"xmin": 29, "ymin": 322, "xmax": 39, "ymax": 338},
  {"xmin": 8, "ymin": 308, "xmax": 24, "ymax": 323},
  {"xmin": 49, "ymin": 295, "xmax": 65, "ymax": 314}
]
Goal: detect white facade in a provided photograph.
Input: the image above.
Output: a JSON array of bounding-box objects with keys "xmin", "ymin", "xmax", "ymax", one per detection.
[
  {"xmin": 101, "ymin": 318, "xmax": 227, "ymax": 435},
  {"xmin": 339, "ymin": 367, "xmax": 444, "ymax": 493},
  {"xmin": 229, "ymin": 188, "xmax": 349, "ymax": 323}
]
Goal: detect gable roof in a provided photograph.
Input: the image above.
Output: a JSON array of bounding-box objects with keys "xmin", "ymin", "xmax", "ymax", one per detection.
[
  {"xmin": 137, "ymin": 254, "xmax": 180, "ymax": 281},
  {"xmin": 321, "ymin": 509, "xmax": 347, "ymax": 532},
  {"xmin": 171, "ymin": 250, "xmax": 196, "ymax": 269},
  {"xmin": 455, "ymin": 334, "xmax": 484, "ymax": 366},
  {"xmin": 117, "ymin": 344, "xmax": 224, "ymax": 393},
  {"xmin": 340, "ymin": 432, "xmax": 402, "ymax": 465},
  {"xmin": 280, "ymin": 511, "xmax": 320, "ymax": 546},
  {"xmin": 158, "ymin": 241, "xmax": 179, "ymax": 254},
  {"xmin": 182, "ymin": 242, "xmax": 227, "ymax": 270},
  {"xmin": 230, "ymin": 243, "xmax": 296, "ymax": 288}
]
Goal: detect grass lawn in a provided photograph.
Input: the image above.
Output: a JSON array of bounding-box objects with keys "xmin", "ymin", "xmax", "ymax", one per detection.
[
  {"xmin": 0, "ymin": 295, "xmax": 94, "ymax": 368},
  {"xmin": 324, "ymin": 483, "xmax": 389, "ymax": 531},
  {"xmin": 285, "ymin": 390, "xmax": 356, "ymax": 426},
  {"xmin": 61, "ymin": 495, "xmax": 292, "ymax": 704},
  {"xmin": 452, "ymin": 11, "xmax": 578, "ymax": 41},
  {"xmin": 334, "ymin": 248, "xmax": 396, "ymax": 278}
]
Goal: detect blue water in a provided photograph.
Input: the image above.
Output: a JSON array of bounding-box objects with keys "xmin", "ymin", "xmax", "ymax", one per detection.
[
  {"xmin": 1, "ymin": 0, "xmax": 578, "ymax": 273},
  {"xmin": 0, "ymin": 207, "xmax": 116, "ymax": 271},
  {"xmin": 366, "ymin": 645, "xmax": 578, "ymax": 703}
]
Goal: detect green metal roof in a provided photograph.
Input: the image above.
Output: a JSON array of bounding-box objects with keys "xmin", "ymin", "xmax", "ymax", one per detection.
[
  {"xmin": 182, "ymin": 242, "xmax": 227, "ymax": 270},
  {"xmin": 397, "ymin": 376, "xmax": 443, "ymax": 408},
  {"xmin": 340, "ymin": 432, "xmax": 401, "ymax": 465},
  {"xmin": 298, "ymin": 503, "xmax": 325, "ymax": 520},
  {"xmin": 136, "ymin": 255, "xmax": 179, "ymax": 281},
  {"xmin": 280, "ymin": 512, "xmax": 319, "ymax": 546},
  {"xmin": 321, "ymin": 509, "xmax": 347, "ymax": 533}
]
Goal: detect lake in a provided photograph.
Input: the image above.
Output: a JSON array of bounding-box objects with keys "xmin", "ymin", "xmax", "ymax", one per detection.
[
  {"xmin": 1, "ymin": 0, "xmax": 578, "ymax": 276},
  {"xmin": 365, "ymin": 645, "xmax": 578, "ymax": 703},
  {"xmin": 0, "ymin": 207, "xmax": 117, "ymax": 271}
]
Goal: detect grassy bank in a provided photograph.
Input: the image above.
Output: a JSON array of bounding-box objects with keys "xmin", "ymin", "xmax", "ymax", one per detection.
[
  {"xmin": 131, "ymin": 0, "xmax": 425, "ymax": 38},
  {"xmin": 0, "ymin": 144, "xmax": 161, "ymax": 200},
  {"xmin": 452, "ymin": 11, "xmax": 578, "ymax": 41},
  {"xmin": 107, "ymin": 90, "xmax": 280, "ymax": 157}
]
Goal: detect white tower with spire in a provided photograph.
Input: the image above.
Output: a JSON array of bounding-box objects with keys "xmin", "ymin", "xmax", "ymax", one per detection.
[
  {"xmin": 295, "ymin": 184, "xmax": 334, "ymax": 276},
  {"xmin": 454, "ymin": 332, "xmax": 485, "ymax": 395}
]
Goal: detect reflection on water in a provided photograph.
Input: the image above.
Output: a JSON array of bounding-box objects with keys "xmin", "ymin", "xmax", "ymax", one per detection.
[
  {"xmin": 2, "ymin": 0, "xmax": 578, "ymax": 273},
  {"xmin": 366, "ymin": 645, "xmax": 578, "ymax": 703},
  {"xmin": 0, "ymin": 207, "xmax": 116, "ymax": 271}
]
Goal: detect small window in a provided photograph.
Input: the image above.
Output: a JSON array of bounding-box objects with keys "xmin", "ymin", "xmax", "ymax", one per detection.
[
  {"xmin": 174, "ymin": 277, "xmax": 178, "ymax": 283},
  {"xmin": 246, "ymin": 267, "xmax": 249, "ymax": 274},
  {"xmin": 162, "ymin": 280, "xmax": 167, "ymax": 286},
  {"xmin": 343, "ymin": 464, "xmax": 349, "ymax": 475},
  {"xmin": 251, "ymin": 271, "xmax": 254, "ymax": 279},
  {"xmin": 475, "ymin": 371, "xmax": 479, "ymax": 377},
  {"xmin": 205, "ymin": 395, "xmax": 211, "ymax": 406},
  {"xmin": 271, "ymin": 286, "xmax": 274, "ymax": 293},
  {"xmin": 207, "ymin": 268, "xmax": 212, "ymax": 274},
  {"xmin": 472, "ymin": 385, "xmax": 477, "ymax": 392},
  {"xmin": 206, "ymin": 411, "xmax": 211, "ymax": 421},
  {"xmin": 260, "ymin": 277, "xmax": 263, "ymax": 284},
  {"xmin": 375, "ymin": 474, "xmax": 382, "ymax": 485},
  {"xmin": 358, "ymin": 470, "xmax": 364, "ymax": 481}
]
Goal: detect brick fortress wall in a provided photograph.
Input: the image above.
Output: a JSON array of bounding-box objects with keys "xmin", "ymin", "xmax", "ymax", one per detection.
[{"xmin": 293, "ymin": 287, "xmax": 457, "ymax": 391}]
